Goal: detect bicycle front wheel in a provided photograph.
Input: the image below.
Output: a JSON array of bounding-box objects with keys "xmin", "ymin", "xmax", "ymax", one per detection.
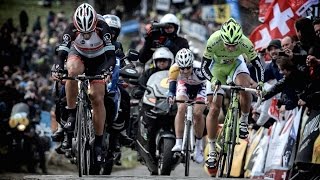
[
  {"xmin": 225, "ymin": 108, "xmax": 238, "ymax": 177},
  {"xmin": 76, "ymin": 101, "xmax": 88, "ymax": 177},
  {"xmin": 184, "ymin": 120, "xmax": 191, "ymax": 177}
]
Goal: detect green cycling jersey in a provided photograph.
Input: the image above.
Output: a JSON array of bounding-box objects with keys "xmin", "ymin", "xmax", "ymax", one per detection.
[{"xmin": 203, "ymin": 30, "xmax": 257, "ymax": 64}]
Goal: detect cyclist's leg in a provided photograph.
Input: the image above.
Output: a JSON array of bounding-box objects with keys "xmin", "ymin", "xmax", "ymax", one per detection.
[
  {"xmin": 205, "ymin": 75, "xmax": 224, "ymax": 168},
  {"xmin": 232, "ymin": 56, "xmax": 251, "ymax": 139},
  {"xmin": 172, "ymin": 81, "xmax": 188, "ymax": 152},
  {"xmin": 87, "ymin": 55, "xmax": 107, "ymax": 164},
  {"xmin": 64, "ymin": 49, "xmax": 84, "ymax": 132},
  {"xmin": 192, "ymin": 84, "xmax": 206, "ymax": 163}
]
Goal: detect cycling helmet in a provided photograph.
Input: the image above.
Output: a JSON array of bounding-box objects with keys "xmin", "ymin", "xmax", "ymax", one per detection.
[
  {"xmin": 175, "ymin": 48, "xmax": 194, "ymax": 68},
  {"xmin": 220, "ymin": 18, "xmax": 243, "ymax": 45},
  {"xmin": 160, "ymin": 13, "xmax": 180, "ymax": 34},
  {"xmin": 103, "ymin": 14, "xmax": 121, "ymax": 39},
  {"xmin": 152, "ymin": 47, "xmax": 174, "ymax": 68},
  {"xmin": 73, "ymin": 3, "xmax": 97, "ymax": 33}
]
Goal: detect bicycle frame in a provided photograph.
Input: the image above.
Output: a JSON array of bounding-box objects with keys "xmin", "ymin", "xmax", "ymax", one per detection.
[
  {"xmin": 213, "ymin": 83, "xmax": 260, "ymax": 178},
  {"xmin": 175, "ymin": 99, "xmax": 205, "ymax": 177}
]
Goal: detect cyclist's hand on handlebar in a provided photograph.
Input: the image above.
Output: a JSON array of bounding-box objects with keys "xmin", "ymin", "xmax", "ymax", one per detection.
[
  {"xmin": 167, "ymin": 96, "xmax": 175, "ymax": 105},
  {"xmin": 51, "ymin": 64, "xmax": 63, "ymax": 81}
]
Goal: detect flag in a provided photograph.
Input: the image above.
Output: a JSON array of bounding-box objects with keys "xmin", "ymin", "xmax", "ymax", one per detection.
[
  {"xmin": 250, "ymin": 0, "xmax": 309, "ymax": 51},
  {"xmin": 258, "ymin": 0, "xmax": 273, "ymax": 22}
]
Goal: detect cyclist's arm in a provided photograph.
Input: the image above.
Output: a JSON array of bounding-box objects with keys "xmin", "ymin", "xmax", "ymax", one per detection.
[
  {"xmin": 168, "ymin": 65, "xmax": 179, "ymax": 97},
  {"xmin": 99, "ymin": 20, "xmax": 116, "ymax": 73},
  {"xmin": 201, "ymin": 33, "xmax": 218, "ymax": 81},
  {"xmin": 56, "ymin": 23, "xmax": 75, "ymax": 67},
  {"xmin": 241, "ymin": 36, "xmax": 265, "ymax": 82},
  {"xmin": 201, "ymin": 57, "xmax": 213, "ymax": 81}
]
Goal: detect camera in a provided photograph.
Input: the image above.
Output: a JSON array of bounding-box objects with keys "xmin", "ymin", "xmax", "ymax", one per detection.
[
  {"xmin": 278, "ymin": 51, "xmax": 288, "ymax": 57},
  {"xmin": 152, "ymin": 22, "xmax": 168, "ymax": 29}
]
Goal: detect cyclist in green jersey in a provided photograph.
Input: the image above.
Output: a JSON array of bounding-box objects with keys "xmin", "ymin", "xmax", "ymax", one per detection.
[{"xmin": 200, "ymin": 18, "xmax": 264, "ymax": 168}]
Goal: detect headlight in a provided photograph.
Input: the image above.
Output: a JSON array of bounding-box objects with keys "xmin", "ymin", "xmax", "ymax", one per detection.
[
  {"xmin": 9, "ymin": 118, "xmax": 18, "ymax": 128},
  {"xmin": 18, "ymin": 117, "xmax": 29, "ymax": 126},
  {"xmin": 17, "ymin": 124, "xmax": 26, "ymax": 131}
]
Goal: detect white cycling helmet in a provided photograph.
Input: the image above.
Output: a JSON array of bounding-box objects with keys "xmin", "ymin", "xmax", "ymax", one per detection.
[
  {"xmin": 103, "ymin": 14, "xmax": 121, "ymax": 39},
  {"xmin": 152, "ymin": 47, "xmax": 174, "ymax": 68},
  {"xmin": 73, "ymin": 3, "xmax": 97, "ymax": 33},
  {"xmin": 175, "ymin": 48, "xmax": 194, "ymax": 68},
  {"xmin": 160, "ymin": 13, "xmax": 180, "ymax": 34}
]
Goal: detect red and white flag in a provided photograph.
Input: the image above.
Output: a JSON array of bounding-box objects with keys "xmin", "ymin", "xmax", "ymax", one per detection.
[
  {"xmin": 258, "ymin": 0, "xmax": 273, "ymax": 22},
  {"xmin": 250, "ymin": 0, "xmax": 310, "ymax": 51}
]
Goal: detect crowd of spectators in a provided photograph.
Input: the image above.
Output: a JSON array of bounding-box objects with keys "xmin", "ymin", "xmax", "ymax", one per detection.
[{"xmin": 0, "ymin": 9, "xmax": 68, "ymax": 124}]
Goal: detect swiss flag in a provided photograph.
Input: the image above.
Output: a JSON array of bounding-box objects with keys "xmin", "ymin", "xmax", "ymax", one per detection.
[{"xmin": 250, "ymin": 0, "xmax": 309, "ymax": 51}]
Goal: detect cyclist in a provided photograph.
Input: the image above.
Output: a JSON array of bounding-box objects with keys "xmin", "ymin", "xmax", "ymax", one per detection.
[
  {"xmin": 200, "ymin": 18, "xmax": 264, "ymax": 168},
  {"xmin": 139, "ymin": 13, "xmax": 189, "ymax": 64},
  {"xmin": 168, "ymin": 48, "xmax": 207, "ymax": 164},
  {"xmin": 51, "ymin": 3, "xmax": 116, "ymax": 164}
]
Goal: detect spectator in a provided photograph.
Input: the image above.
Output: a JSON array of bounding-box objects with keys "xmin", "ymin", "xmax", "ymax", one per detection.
[
  {"xmin": 264, "ymin": 39, "xmax": 283, "ymax": 83},
  {"xmin": 19, "ymin": 10, "xmax": 29, "ymax": 34},
  {"xmin": 281, "ymin": 36, "xmax": 308, "ymax": 73},
  {"xmin": 33, "ymin": 16, "xmax": 42, "ymax": 32},
  {"xmin": 263, "ymin": 55, "xmax": 307, "ymax": 112}
]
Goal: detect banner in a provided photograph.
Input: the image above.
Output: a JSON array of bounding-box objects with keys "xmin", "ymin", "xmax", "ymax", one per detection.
[
  {"xmin": 155, "ymin": 0, "xmax": 170, "ymax": 11},
  {"xmin": 250, "ymin": 0, "xmax": 310, "ymax": 51},
  {"xmin": 295, "ymin": 109, "xmax": 320, "ymax": 164},
  {"xmin": 213, "ymin": 4, "xmax": 231, "ymax": 24}
]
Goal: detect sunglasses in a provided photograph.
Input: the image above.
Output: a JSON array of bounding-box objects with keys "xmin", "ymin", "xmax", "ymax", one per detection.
[{"xmin": 180, "ymin": 66, "xmax": 192, "ymax": 70}]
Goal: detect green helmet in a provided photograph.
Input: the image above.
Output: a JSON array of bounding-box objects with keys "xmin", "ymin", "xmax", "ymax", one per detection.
[{"xmin": 220, "ymin": 18, "xmax": 243, "ymax": 45}]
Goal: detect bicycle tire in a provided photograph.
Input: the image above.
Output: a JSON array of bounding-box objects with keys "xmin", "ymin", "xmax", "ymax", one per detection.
[
  {"xmin": 216, "ymin": 106, "xmax": 231, "ymax": 177},
  {"xmin": 83, "ymin": 106, "xmax": 91, "ymax": 175},
  {"xmin": 184, "ymin": 120, "xmax": 191, "ymax": 177},
  {"xmin": 225, "ymin": 108, "xmax": 238, "ymax": 177},
  {"xmin": 76, "ymin": 102, "xmax": 84, "ymax": 177}
]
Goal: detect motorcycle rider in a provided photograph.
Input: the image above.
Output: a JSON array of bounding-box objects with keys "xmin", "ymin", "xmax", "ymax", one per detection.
[
  {"xmin": 103, "ymin": 14, "xmax": 134, "ymax": 147},
  {"xmin": 132, "ymin": 47, "xmax": 174, "ymax": 99},
  {"xmin": 139, "ymin": 13, "xmax": 189, "ymax": 65},
  {"xmin": 51, "ymin": 3, "xmax": 115, "ymax": 164},
  {"xmin": 168, "ymin": 48, "xmax": 207, "ymax": 164}
]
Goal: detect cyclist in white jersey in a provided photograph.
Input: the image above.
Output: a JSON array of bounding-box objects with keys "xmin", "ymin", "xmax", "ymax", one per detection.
[{"xmin": 168, "ymin": 48, "xmax": 207, "ymax": 163}]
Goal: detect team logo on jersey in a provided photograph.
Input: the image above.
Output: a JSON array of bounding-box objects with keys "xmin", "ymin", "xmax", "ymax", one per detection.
[
  {"xmin": 103, "ymin": 33, "xmax": 112, "ymax": 43},
  {"xmin": 63, "ymin": 34, "xmax": 71, "ymax": 43}
]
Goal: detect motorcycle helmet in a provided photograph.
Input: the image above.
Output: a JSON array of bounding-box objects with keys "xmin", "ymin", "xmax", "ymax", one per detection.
[
  {"xmin": 175, "ymin": 48, "xmax": 194, "ymax": 68},
  {"xmin": 152, "ymin": 47, "xmax": 174, "ymax": 68},
  {"xmin": 103, "ymin": 14, "xmax": 121, "ymax": 40},
  {"xmin": 220, "ymin": 18, "xmax": 243, "ymax": 45},
  {"xmin": 73, "ymin": 3, "xmax": 97, "ymax": 33},
  {"xmin": 159, "ymin": 13, "xmax": 180, "ymax": 35}
]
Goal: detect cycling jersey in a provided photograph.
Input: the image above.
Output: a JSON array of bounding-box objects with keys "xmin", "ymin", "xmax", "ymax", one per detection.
[
  {"xmin": 56, "ymin": 19, "xmax": 115, "ymax": 72},
  {"xmin": 168, "ymin": 61, "xmax": 206, "ymax": 85},
  {"xmin": 201, "ymin": 30, "xmax": 264, "ymax": 83},
  {"xmin": 168, "ymin": 61, "xmax": 206, "ymax": 99}
]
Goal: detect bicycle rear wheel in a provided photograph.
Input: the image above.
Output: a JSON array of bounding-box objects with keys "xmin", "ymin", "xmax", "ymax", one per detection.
[
  {"xmin": 225, "ymin": 108, "xmax": 238, "ymax": 177},
  {"xmin": 184, "ymin": 120, "xmax": 191, "ymax": 176}
]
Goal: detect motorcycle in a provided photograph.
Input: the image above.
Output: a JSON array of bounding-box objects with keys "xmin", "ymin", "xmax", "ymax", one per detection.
[
  {"xmin": 6, "ymin": 102, "xmax": 47, "ymax": 173},
  {"xmin": 135, "ymin": 70, "xmax": 180, "ymax": 175}
]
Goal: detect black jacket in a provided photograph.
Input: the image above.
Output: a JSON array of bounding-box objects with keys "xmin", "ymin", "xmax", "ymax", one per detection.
[
  {"xmin": 139, "ymin": 34, "xmax": 189, "ymax": 64},
  {"xmin": 263, "ymin": 69, "xmax": 308, "ymax": 110}
]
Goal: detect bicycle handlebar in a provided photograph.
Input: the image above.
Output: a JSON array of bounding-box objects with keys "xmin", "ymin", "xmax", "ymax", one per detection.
[
  {"xmin": 174, "ymin": 99, "xmax": 206, "ymax": 105},
  {"xmin": 60, "ymin": 74, "xmax": 108, "ymax": 81},
  {"xmin": 219, "ymin": 85, "xmax": 259, "ymax": 94}
]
